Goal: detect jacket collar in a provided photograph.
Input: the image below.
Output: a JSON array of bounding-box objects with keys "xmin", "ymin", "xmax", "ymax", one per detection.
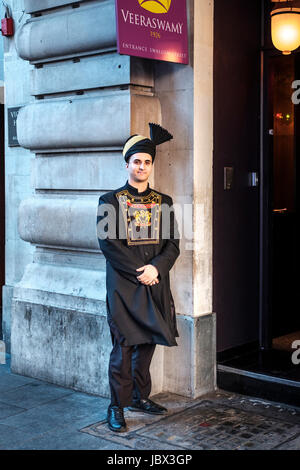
[{"xmin": 124, "ymin": 179, "xmax": 151, "ymax": 197}]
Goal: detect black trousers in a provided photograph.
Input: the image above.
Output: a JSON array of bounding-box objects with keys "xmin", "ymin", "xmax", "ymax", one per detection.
[{"xmin": 108, "ymin": 331, "xmax": 156, "ymax": 408}]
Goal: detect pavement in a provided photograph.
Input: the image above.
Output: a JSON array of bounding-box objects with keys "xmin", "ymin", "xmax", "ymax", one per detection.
[{"xmin": 0, "ymin": 353, "xmax": 300, "ymax": 451}]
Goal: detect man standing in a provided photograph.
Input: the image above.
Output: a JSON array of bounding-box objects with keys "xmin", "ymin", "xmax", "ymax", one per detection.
[{"xmin": 96, "ymin": 123, "xmax": 180, "ymax": 432}]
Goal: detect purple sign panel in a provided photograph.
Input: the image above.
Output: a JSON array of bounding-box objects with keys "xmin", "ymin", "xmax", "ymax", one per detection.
[{"xmin": 115, "ymin": 0, "xmax": 189, "ymax": 64}]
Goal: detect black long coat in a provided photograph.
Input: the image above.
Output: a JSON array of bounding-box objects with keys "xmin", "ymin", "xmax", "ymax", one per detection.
[{"xmin": 96, "ymin": 179, "xmax": 180, "ymax": 347}]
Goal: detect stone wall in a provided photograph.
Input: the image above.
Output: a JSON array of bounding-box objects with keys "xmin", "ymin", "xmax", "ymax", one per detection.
[{"xmin": 2, "ymin": 0, "xmax": 32, "ymax": 352}]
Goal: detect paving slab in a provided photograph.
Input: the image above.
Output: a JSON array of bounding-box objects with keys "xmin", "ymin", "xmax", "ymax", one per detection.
[
  {"xmin": 0, "ymin": 423, "xmax": 33, "ymax": 448},
  {"xmin": 0, "ymin": 373, "xmax": 41, "ymax": 392},
  {"xmin": 0, "ymin": 392, "xmax": 109, "ymax": 435},
  {"xmin": 1, "ymin": 422, "xmax": 130, "ymax": 451},
  {"xmin": 0, "ymin": 381, "xmax": 73, "ymax": 409},
  {"xmin": 275, "ymin": 434, "xmax": 300, "ymax": 450},
  {"xmin": 0, "ymin": 401, "xmax": 27, "ymax": 420}
]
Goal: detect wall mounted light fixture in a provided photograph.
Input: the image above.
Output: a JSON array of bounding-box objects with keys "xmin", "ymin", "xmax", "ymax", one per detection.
[{"xmin": 271, "ymin": 0, "xmax": 300, "ymax": 54}]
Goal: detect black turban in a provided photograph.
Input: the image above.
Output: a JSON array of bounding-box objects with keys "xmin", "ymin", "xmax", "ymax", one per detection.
[{"xmin": 123, "ymin": 123, "xmax": 173, "ymax": 163}]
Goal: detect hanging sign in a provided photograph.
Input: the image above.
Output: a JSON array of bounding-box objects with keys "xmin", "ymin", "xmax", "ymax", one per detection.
[{"xmin": 115, "ymin": 0, "xmax": 189, "ymax": 64}]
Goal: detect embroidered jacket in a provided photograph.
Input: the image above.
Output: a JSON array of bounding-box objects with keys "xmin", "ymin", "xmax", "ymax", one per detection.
[{"xmin": 96, "ymin": 179, "xmax": 180, "ymax": 346}]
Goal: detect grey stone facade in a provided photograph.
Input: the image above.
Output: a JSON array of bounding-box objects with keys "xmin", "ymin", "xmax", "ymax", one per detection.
[
  {"xmin": 2, "ymin": 0, "xmax": 33, "ymax": 352},
  {"xmin": 3, "ymin": 0, "xmax": 216, "ymax": 399}
]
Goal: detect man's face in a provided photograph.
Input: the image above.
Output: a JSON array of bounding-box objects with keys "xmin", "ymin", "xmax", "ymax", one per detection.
[{"xmin": 126, "ymin": 152, "xmax": 153, "ymax": 183}]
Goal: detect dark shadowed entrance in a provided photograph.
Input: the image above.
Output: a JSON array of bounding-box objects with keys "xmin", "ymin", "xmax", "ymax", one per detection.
[{"xmin": 214, "ymin": 0, "xmax": 299, "ymax": 406}]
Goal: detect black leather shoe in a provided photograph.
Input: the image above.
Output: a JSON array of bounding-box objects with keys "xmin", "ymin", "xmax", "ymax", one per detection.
[
  {"xmin": 128, "ymin": 398, "xmax": 168, "ymax": 415},
  {"xmin": 107, "ymin": 405, "xmax": 127, "ymax": 432}
]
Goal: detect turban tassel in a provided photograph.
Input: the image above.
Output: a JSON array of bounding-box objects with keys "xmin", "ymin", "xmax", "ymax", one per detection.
[{"xmin": 149, "ymin": 123, "xmax": 173, "ymax": 146}]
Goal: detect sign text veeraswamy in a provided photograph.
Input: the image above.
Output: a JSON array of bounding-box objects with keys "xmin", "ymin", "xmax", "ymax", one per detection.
[
  {"xmin": 115, "ymin": 0, "xmax": 189, "ymax": 64},
  {"xmin": 121, "ymin": 9, "xmax": 184, "ymax": 35}
]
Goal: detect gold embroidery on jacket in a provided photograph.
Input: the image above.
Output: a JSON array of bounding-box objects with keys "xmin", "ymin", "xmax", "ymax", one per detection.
[{"xmin": 116, "ymin": 190, "xmax": 161, "ymax": 245}]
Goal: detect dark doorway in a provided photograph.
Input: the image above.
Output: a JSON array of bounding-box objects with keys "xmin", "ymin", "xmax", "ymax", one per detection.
[
  {"xmin": 215, "ymin": 0, "xmax": 300, "ymax": 406},
  {"xmin": 213, "ymin": 0, "xmax": 261, "ymax": 354},
  {"xmin": 270, "ymin": 53, "xmax": 298, "ymax": 345}
]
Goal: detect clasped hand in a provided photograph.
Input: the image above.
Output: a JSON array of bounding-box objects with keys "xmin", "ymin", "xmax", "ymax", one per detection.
[{"xmin": 136, "ymin": 265, "xmax": 159, "ymax": 286}]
